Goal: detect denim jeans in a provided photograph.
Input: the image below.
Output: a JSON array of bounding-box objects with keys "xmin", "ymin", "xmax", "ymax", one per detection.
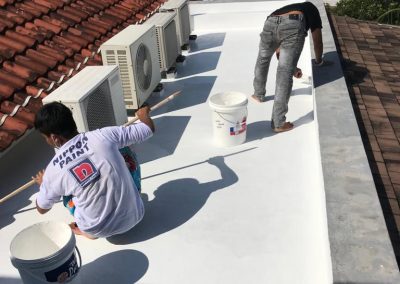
[{"xmin": 253, "ymin": 14, "xmax": 307, "ymax": 128}]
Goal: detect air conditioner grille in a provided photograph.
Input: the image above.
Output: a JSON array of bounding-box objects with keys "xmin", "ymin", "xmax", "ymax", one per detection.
[
  {"xmin": 155, "ymin": 28, "xmax": 163, "ymax": 69},
  {"xmin": 180, "ymin": 4, "xmax": 191, "ymax": 42},
  {"xmin": 164, "ymin": 20, "xmax": 179, "ymax": 68},
  {"xmin": 135, "ymin": 43, "xmax": 152, "ymax": 91},
  {"xmin": 106, "ymin": 56, "xmax": 116, "ymax": 65},
  {"xmin": 86, "ymin": 80, "xmax": 116, "ymax": 130},
  {"xmin": 108, "ymin": 50, "xmax": 134, "ymax": 106}
]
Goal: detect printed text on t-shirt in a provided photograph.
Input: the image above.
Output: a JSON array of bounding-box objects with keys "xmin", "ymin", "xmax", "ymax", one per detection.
[{"xmin": 52, "ymin": 136, "xmax": 90, "ymax": 169}]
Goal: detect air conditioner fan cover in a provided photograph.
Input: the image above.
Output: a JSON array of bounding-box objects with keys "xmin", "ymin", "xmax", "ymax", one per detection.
[{"xmin": 135, "ymin": 43, "xmax": 152, "ymax": 91}]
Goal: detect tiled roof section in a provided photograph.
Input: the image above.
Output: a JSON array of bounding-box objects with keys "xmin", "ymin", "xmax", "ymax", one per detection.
[
  {"xmin": 330, "ymin": 15, "xmax": 400, "ymax": 263},
  {"xmin": 0, "ymin": 0, "xmax": 164, "ymax": 151}
]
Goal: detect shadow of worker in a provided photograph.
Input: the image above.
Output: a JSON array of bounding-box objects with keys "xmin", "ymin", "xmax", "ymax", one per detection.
[
  {"xmin": 75, "ymin": 250, "xmax": 148, "ymax": 284},
  {"xmin": 108, "ymin": 156, "xmax": 238, "ymax": 245}
]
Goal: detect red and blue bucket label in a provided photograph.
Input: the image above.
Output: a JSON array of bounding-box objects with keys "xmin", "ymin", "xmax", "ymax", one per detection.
[{"xmin": 230, "ymin": 117, "xmax": 247, "ymax": 136}]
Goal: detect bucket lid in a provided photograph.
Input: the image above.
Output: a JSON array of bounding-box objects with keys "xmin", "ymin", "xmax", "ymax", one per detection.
[
  {"xmin": 10, "ymin": 221, "xmax": 73, "ymax": 261},
  {"xmin": 209, "ymin": 92, "xmax": 248, "ymax": 109}
]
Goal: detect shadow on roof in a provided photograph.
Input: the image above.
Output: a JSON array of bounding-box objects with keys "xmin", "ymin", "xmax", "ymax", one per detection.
[
  {"xmin": 0, "ymin": 277, "xmax": 21, "ymax": 284},
  {"xmin": 134, "ymin": 116, "xmax": 190, "ymax": 164},
  {"xmin": 176, "ymin": 51, "xmax": 221, "ymax": 77},
  {"xmin": 189, "ymin": 32, "xmax": 226, "ymax": 53},
  {"xmin": 75, "ymin": 250, "xmax": 149, "ymax": 284},
  {"xmin": 342, "ymin": 58, "xmax": 369, "ymax": 85},
  {"xmin": 0, "ymin": 130, "xmax": 54, "ymax": 230},
  {"xmin": 107, "ymin": 155, "xmax": 238, "ymax": 245},
  {"xmin": 148, "ymin": 75, "xmax": 217, "ymax": 115},
  {"xmin": 246, "ymin": 110, "xmax": 314, "ymax": 142},
  {"xmin": 313, "ymin": 51, "xmax": 347, "ymax": 88}
]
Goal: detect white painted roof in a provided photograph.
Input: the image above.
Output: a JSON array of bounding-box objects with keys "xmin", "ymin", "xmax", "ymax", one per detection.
[{"xmin": 0, "ymin": 2, "xmax": 332, "ymax": 283}]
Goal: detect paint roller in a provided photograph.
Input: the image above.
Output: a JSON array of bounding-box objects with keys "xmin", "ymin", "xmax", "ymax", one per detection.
[{"xmin": 0, "ymin": 90, "xmax": 182, "ymax": 204}]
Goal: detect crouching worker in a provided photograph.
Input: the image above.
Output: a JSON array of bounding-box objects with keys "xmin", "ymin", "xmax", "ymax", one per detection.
[{"xmin": 32, "ymin": 102, "xmax": 154, "ymax": 239}]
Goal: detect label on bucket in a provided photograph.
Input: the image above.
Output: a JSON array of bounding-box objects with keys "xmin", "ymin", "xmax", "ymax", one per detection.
[
  {"xmin": 230, "ymin": 118, "xmax": 247, "ymax": 136},
  {"xmin": 44, "ymin": 254, "xmax": 79, "ymax": 283}
]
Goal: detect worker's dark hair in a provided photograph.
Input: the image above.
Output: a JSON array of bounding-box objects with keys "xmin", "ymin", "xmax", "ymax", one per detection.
[{"xmin": 34, "ymin": 102, "xmax": 78, "ymax": 138}]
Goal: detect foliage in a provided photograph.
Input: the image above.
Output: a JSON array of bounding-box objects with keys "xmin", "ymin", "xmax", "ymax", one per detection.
[
  {"xmin": 377, "ymin": 8, "xmax": 400, "ymax": 25},
  {"xmin": 333, "ymin": 0, "xmax": 400, "ymax": 24}
]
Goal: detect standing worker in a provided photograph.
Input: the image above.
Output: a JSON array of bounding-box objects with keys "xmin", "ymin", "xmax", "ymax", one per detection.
[
  {"xmin": 252, "ymin": 1, "xmax": 330, "ymax": 133},
  {"xmin": 32, "ymin": 102, "xmax": 154, "ymax": 239}
]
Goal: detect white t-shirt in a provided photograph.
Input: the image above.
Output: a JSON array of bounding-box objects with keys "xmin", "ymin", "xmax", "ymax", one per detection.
[{"xmin": 36, "ymin": 123, "xmax": 153, "ymax": 238}]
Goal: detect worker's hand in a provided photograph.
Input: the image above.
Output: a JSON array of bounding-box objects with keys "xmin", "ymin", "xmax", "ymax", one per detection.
[
  {"xmin": 312, "ymin": 59, "xmax": 333, "ymax": 67},
  {"xmin": 134, "ymin": 103, "xmax": 155, "ymax": 132},
  {"xmin": 207, "ymin": 156, "xmax": 224, "ymax": 165},
  {"xmin": 293, "ymin": 67, "xmax": 302, "ymax": 78},
  {"xmin": 32, "ymin": 170, "xmax": 45, "ymax": 186},
  {"xmin": 135, "ymin": 104, "xmax": 151, "ymax": 120}
]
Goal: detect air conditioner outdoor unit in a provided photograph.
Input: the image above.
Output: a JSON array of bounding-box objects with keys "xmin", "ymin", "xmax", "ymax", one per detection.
[
  {"xmin": 100, "ymin": 24, "xmax": 161, "ymax": 110},
  {"xmin": 143, "ymin": 12, "xmax": 180, "ymax": 77},
  {"xmin": 42, "ymin": 65, "xmax": 127, "ymax": 132},
  {"xmin": 159, "ymin": 0, "xmax": 192, "ymax": 50}
]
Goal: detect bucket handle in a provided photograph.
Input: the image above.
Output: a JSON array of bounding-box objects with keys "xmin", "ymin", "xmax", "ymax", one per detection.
[
  {"xmin": 215, "ymin": 108, "xmax": 248, "ymax": 125},
  {"xmin": 75, "ymin": 246, "xmax": 82, "ymax": 269}
]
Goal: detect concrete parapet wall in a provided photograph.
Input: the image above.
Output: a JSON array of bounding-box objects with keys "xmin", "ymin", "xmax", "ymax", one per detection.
[{"xmin": 310, "ymin": 0, "xmax": 400, "ymax": 282}]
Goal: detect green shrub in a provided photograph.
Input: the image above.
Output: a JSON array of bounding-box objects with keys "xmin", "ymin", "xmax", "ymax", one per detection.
[{"xmin": 335, "ymin": 0, "xmax": 388, "ymax": 20}]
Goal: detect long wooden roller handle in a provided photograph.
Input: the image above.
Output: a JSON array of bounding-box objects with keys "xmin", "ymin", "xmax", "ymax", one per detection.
[
  {"xmin": 124, "ymin": 90, "xmax": 181, "ymax": 126},
  {"xmin": 0, "ymin": 91, "xmax": 182, "ymax": 204},
  {"xmin": 0, "ymin": 179, "xmax": 36, "ymax": 204}
]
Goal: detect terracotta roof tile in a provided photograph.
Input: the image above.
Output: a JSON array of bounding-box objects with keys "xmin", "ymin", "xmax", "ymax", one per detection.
[
  {"xmin": 25, "ymin": 49, "xmax": 58, "ymax": 68},
  {"xmin": 0, "ymin": 112, "xmax": 29, "ymax": 136},
  {"xmin": 0, "ymin": 100, "xmax": 35, "ymax": 126},
  {"xmin": 25, "ymin": 85, "xmax": 48, "ymax": 99},
  {"xmin": 3, "ymin": 61, "xmax": 37, "ymax": 82},
  {"xmin": 0, "ymin": 35, "xmax": 27, "ymax": 53},
  {"xmin": 36, "ymin": 44, "xmax": 67, "ymax": 62},
  {"xmin": 15, "ymin": 55, "xmax": 48, "ymax": 75},
  {"xmin": 0, "ymin": 79, "xmax": 15, "ymax": 100},
  {"xmin": 331, "ymin": 14, "xmax": 400, "ymax": 262},
  {"xmin": 0, "ymin": 16, "xmax": 16, "ymax": 30},
  {"xmin": 0, "ymin": 69, "xmax": 26, "ymax": 89},
  {"xmin": 0, "ymin": 129, "xmax": 16, "ymax": 151},
  {"xmin": 0, "ymin": 0, "xmax": 163, "ymax": 152},
  {"xmin": 13, "ymin": 92, "xmax": 43, "ymax": 113},
  {"xmin": 6, "ymin": 6, "xmax": 34, "ymax": 21},
  {"xmin": 0, "ymin": 9, "xmax": 26, "ymax": 25},
  {"xmin": 24, "ymin": 1, "xmax": 50, "ymax": 14}
]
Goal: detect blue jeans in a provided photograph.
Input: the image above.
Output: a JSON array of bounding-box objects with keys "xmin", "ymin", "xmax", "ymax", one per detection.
[{"xmin": 253, "ymin": 14, "xmax": 307, "ymax": 128}]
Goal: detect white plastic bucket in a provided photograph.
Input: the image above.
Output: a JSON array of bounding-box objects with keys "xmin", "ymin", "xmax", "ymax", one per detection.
[
  {"xmin": 208, "ymin": 92, "xmax": 248, "ymax": 147},
  {"xmin": 10, "ymin": 221, "xmax": 81, "ymax": 283}
]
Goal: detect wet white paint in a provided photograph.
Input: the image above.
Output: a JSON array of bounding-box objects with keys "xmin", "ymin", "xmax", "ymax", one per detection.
[
  {"xmin": 0, "ymin": 2, "xmax": 332, "ymax": 283},
  {"xmin": 10, "ymin": 222, "xmax": 71, "ymax": 260}
]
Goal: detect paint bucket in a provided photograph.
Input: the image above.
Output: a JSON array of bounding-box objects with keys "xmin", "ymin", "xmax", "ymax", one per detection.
[
  {"xmin": 10, "ymin": 221, "xmax": 81, "ymax": 283},
  {"xmin": 208, "ymin": 92, "xmax": 248, "ymax": 147}
]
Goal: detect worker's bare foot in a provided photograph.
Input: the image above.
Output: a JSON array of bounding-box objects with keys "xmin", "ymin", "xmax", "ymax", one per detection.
[
  {"xmin": 251, "ymin": 94, "xmax": 267, "ymax": 103},
  {"xmin": 273, "ymin": 122, "xmax": 294, "ymax": 133},
  {"xmin": 69, "ymin": 222, "xmax": 97, "ymax": 240}
]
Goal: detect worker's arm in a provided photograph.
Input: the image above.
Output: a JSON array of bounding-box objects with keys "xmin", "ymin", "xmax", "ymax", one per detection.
[
  {"xmin": 99, "ymin": 105, "xmax": 154, "ymax": 148},
  {"xmin": 311, "ymin": 28, "xmax": 323, "ymax": 64},
  {"xmin": 135, "ymin": 104, "xmax": 155, "ymax": 133},
  {"xmin": 36, "ymin": 200, "xmax": 50, "ymax": 214},
  {"xmin": 33, "ymin": 170, "xmax": 51, "ymax": 214},
  {"xmin": 276, "ymin": 48, "xmax": 303, "ymax": 78}
]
